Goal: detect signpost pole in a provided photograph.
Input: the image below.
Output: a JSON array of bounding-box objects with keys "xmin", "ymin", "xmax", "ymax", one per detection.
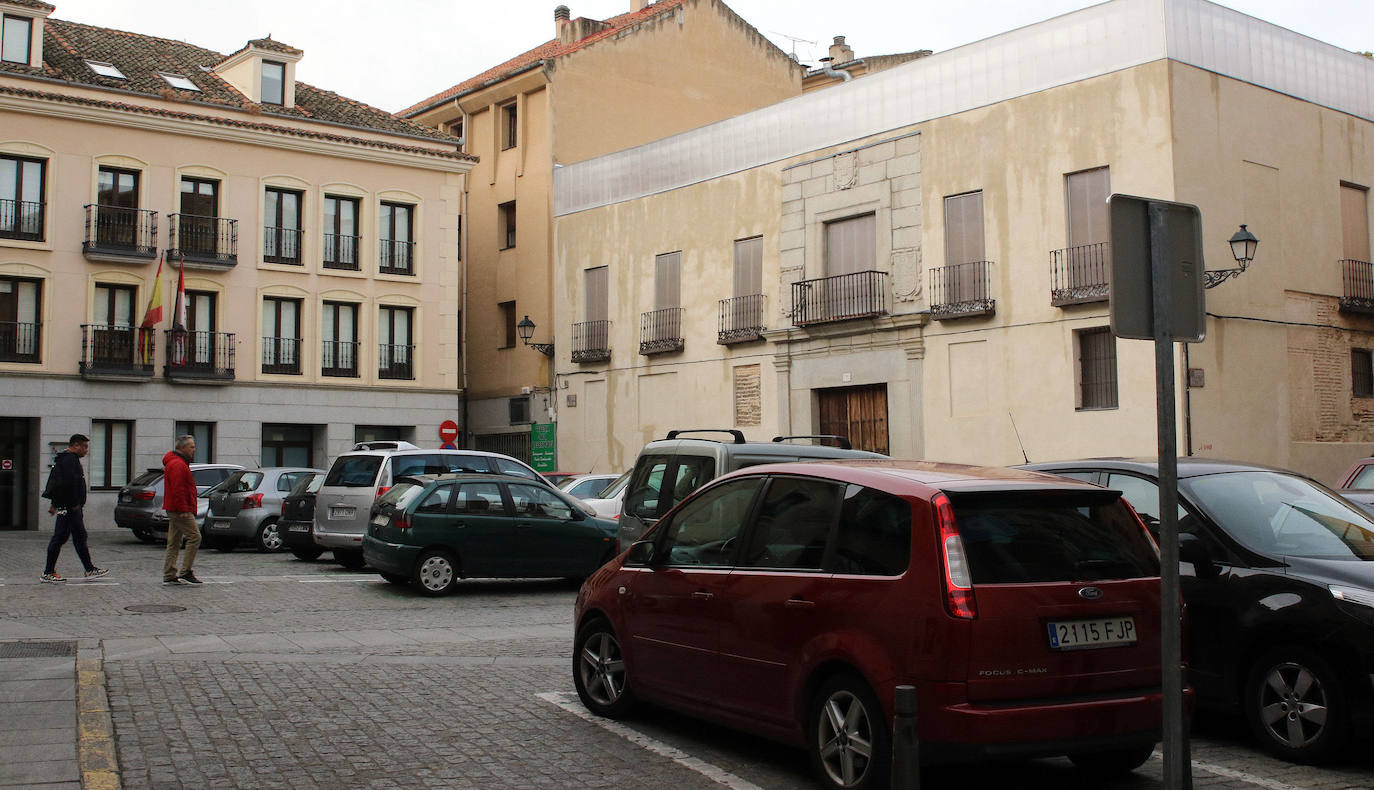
[{"xmin": 1150, "ymin": 203, "xmax": 1192, "ymax": 790}]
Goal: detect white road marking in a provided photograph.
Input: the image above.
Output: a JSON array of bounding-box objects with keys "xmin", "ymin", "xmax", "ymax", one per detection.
[
  {"xmin": 297, "ymin": 578, "xmax": 380, "ymax": 583},
  {"xmin": 1150, "ymin": 753, "xmax": 1304, "ymax": 790},
  {"xmin": 537, "ymin": 691, "xmax": 765, "ymax": 790}
]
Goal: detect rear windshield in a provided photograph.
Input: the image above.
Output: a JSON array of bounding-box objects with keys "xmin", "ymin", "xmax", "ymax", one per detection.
[
  {"xmin": 377, "ymin": 482, "xmax": 425, "ymax": 509},
  {"xmin": 325, "ymin": 455, "xmax": 384, "ymax": 487},
  {"xmin": 1185, "ymin": 470, "xmax": 1374, "ymax": 560},
  {"xmin": 131, "ymin": 470, "xmax": 162, "ymax": 486},
  {"xmin": 951, "ymin": 493, "xmax": 1159, "ymax": 583},
  {"xmin": 224, "ymin": 471, "xmax": 265, "ymax": 493}
]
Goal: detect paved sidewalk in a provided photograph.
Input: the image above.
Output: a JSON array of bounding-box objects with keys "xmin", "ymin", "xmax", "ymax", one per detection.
[{"xmin": 0, "ymin": 640, "xmax": 79, "ymax": 789}]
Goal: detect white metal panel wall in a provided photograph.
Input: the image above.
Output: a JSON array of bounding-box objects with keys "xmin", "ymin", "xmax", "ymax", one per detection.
[{"xmin": 554, "ymin": 0, "xmax": 1374, "ymax": 218}]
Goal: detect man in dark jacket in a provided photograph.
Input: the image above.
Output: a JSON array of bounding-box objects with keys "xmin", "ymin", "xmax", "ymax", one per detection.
[
  {"xmin": 41, "ymin": 434, "xmax": 108, "ymax": 583},
  {"xmin": 162, "ymin": 435, "xmax": 202, "ymax": 584}
]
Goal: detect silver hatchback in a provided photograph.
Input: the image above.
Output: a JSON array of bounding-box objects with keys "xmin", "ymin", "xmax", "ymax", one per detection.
[
  {"xmin": 114, "ymin": 464, "xmax": 242, "ymax": 543},
  {"xmin": 204, "ymin": 467, "xmax": 322, "ymax": 552}
]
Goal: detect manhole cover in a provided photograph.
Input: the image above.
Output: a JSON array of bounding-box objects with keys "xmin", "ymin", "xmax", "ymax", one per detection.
[
  {"xmin": 0, "ymin": 640, "xmax": 77, "ymax": 658},
  {"xmin": 123, "ymin": 604, "xmax": 187, "ymax": 614}
]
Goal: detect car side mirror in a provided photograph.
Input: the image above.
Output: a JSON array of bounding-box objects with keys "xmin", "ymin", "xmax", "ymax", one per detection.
[
  {"xmin": 626, "ymin": 540, "xmax": 656, "ymax": 566},
  {"xmin": 1178, "ymin": 533, "xmax": 1219, "ymax": 577}
]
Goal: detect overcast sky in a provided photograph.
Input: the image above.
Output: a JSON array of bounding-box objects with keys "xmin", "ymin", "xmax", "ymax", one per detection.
[{"xmin": 44, "ymin": 0, "xmax": 1373, "ymax": 114}]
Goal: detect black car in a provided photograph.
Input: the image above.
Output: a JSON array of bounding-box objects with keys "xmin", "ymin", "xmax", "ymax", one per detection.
[
  {"xmin": 280, "ymin": 472, "xmax": 326, "ymax": 561},
  {"xmin": 1023, "ymin": 457, "xmax": 1374, "ymax": 763}
]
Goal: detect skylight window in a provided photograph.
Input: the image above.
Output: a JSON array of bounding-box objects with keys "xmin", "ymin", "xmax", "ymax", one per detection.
[
  {"xmin": 157, "ymin": 72, "xmax": 200, "ymax": 91},
  {"xmin": 85, "ymin": 60, "xmax": 126, "ymax": 79}
]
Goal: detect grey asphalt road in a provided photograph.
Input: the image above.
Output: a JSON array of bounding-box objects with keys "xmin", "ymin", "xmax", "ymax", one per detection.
[{"xmin": 2, "ymin": 526, "xmax": 1372, "ymax": 790}]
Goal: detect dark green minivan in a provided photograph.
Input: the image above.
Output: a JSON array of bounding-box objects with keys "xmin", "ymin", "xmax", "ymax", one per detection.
[{"xmin": 362, "ymin": 474, "xmax": 620, "ymax": 596}]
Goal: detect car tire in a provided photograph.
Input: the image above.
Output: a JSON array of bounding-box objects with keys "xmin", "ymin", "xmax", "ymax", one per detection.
[
  {"xmin": 131, "ymin": 527, "xmax": 159, "ymax": 544},
  {"xmin": 807, "ymin": 672, "xmax": 890, "ymax": 790},
  {"xmin": 573, "ymin": 617, "xmax": 635, "ymax": 718},
  {"xmin": 334, "ymin": 549, "xmax": 366, "ymax": 570},
  {"xmin": 255, "ymin": 520, "xmax": 283, "ymax": 553},
  {"xmin": 379, "ymin": 571, "xmax": 409, "ymax": 586},
  {"xmin": 290, "ymin": 547, "xmax": 325, "ymax": 561},
  {"xmin": 1068, "ymin": 743, "xmax": 1156, "ymax": 775},
  {"xmin": 1244, "ymin": 645, "xmax": 1349, "ymax": 763},
  {"xmin": 412, "ymin": 550, "xmax": 459, "ymax": 596}
]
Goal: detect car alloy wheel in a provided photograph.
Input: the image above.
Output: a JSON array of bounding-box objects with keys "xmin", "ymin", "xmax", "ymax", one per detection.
[
  {"xmin": 809, "ymin": 674, "xmax": 889, "ymax": 790},
  {"xmin": 572, "ymin": 619, "xmax": 635, "ymax": 718},
  {"xmin": 413, "ymin": 551, "xmax": 457, "ymax": 596},
  {"xmin": 257, "ymin": 521, "xmax": 283, "ymax": 552},
  {"xmin": 1246, "ymin": 646, "xmax": 1347, "ymax": 763}
]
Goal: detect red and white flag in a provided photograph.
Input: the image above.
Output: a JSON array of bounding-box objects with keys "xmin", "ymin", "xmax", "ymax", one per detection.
[{"xmin": 170, "ymin": 255, "xmax": 188, "ymax": 365}]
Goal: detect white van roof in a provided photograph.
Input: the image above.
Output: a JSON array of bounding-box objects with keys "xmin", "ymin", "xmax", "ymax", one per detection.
[{"xmin": 350, "ymin": 440, "xmax": 421, "ymax": 451}]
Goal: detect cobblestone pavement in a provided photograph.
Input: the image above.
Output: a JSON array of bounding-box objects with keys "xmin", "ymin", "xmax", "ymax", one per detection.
[{"xmin": 3, "ymin": 527, "xmax": 1373, "ymax": 790}]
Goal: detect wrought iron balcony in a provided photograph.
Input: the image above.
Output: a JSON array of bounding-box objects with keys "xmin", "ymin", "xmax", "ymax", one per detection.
[
  {"xmin": 571, "ymin": 320, "xmax": 611, "ymax": 363},
  {"xmin": 321, "ymin": 340, "xmax": 360, "ymax": 377},
  {"xmin": 323, "ymin": 233, "xmax": 360, "ymax": 271},
  {"xmin": 929, "ymin": 261, "xmax": 996, "ymax": 319},
  {"xmin": 263, "ymin": 225, "xmax": 303, "ymax": 265},
  {"xmin": 640, "ymin": 307, "xmax": 685, "ymax": 355},
  {"xmin": 791, "ymin": 271, "xmax": 888, "ymax": 326},
  {"xmin": 718, "ymin": 294, "xmax": 766, "ymax": 344},
  {"xmin": 80, "ymin": 324, "xmax": 154, "ymax": 379},
  {"xmin": 1340, "ymin": 259, "xmax": 1374, "ymax": 315},
  {"xmin": 0, "ymin": 321, "xmax": 40, "ymax": 363},
  {"xmin": 1050, "ymin": 242, "xmax": 1109, "ymax": 306},
  {"xmin": 82, "ymin": 205, "xmax": 157, "ymax": 260},
  {"xmin": 163, "ymin": 330, "xmax": 234, "ymax": 382},
  {"xmin": 379, "ymin": 239, "xmax": 415, "ymax": 275},
  {"xmin": 378, "ymin": 343, "xmax": 415, "ymax": 380},
  {"xmin": 168, "ymin": 214, "xmax": 237, "ymax": 268},
  {"xmin": 261, "ymin": 336, "xmax": 302, "ymax": 375},
  {"xmin": 0, "ymin": 198, "xmax": 44, "ymax": 241}
]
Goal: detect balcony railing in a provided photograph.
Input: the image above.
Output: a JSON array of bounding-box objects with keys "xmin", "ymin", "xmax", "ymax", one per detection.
[
  {"xmin": 0, "ymin": 198, "xmax": 44, "ymax": 241},
  {"xmin": 791, "ymin": 271, "xmax": 888, "ymax": 326},
  {"xmin": 571, "ymin": 320, "xmax": 611, "ymax": 363},
  {"xmin": 163, "ymin": 330, "xmax": 234, "ymax": 382},
  {"xmin": 378, "ymin": 343, "xmax": 415, "ymax": 380},
  {"xmin": 323, "ymin": 233, "xmax": 361, "ymax": 271},
  {"xmin": 261, "ymin": 336, "xmax": 302, "ymax": 375},
  {"xmin": 718, "ymin": 294, "xmax": 766, "ymax": 344},
  {"xmin": 1340, "ymin": 259, "xmax": 1374, "ymax": 315},
  {"xmin": 263, "ymin": 226, "xmax": 303, "ymax": 265},
  {"xmin": 929, "ymin": 261, "xmax": 996, "ymax": 319},
  {"xmin": 321, "ymin": 340, "xmax": 359, "ymax": 377},
  {"xmin": 0, "ymin": 321, "xmax": 40, "ymax": 363},
  {"xmin": 379, "ymin": 239, "xmax": 414, "ymax": 275},
  {"xmin": 80, "ymin": 324, "xmax": 154, "ymax": 379},
  {"xmin": 168, "ymin": 214, "xmax": 237, "ymax": 267},
  {"xmin": 640, "ymin": 308, "xmax": 685, "ymax": 355},
  {"xmin": 83, "ymin": 205, "xmax": 157, "ymax": 259},
  {"xmin": 1050, "ymin": 242, "xmax": 1109, "ymax": 306}
]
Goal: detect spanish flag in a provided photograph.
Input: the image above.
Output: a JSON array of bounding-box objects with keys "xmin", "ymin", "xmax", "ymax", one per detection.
[{"xmin": 138, "ymin": 253, "xmax": 164, "ymax": 364}]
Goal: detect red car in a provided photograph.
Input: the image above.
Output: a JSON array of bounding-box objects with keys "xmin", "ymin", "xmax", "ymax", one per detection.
[{"xmin": 573, "ymin": 460, "xmax": 1174, "ymax": 789}]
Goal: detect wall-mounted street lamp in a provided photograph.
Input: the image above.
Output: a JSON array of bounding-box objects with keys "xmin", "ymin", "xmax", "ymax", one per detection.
[
  {"xmin": 1203, "ymin": 224, "xmax": 1260, "ymax": 289},
  {"xmin": 516, "ymin": 315, "xmax": 554, "ymax": 357}
]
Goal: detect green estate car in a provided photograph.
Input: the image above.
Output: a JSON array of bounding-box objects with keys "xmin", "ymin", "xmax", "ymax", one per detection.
[{"xmin": 362, "ymin": 474, "xmax": 620, "ymax": 596}]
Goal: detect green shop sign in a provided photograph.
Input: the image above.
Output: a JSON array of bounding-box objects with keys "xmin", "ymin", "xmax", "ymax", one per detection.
[{"xmin": 530, "ymin": 423, "xmax": 557, "ymax": 472}]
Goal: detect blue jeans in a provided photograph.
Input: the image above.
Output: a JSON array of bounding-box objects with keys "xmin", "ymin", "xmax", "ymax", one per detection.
[{"xmin": 45, "ymin": 507, "xmax": 95, "ymax": 575}]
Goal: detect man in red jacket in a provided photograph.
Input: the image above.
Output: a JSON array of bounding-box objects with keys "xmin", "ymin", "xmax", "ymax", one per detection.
[{"xmin": 162, "ymin": 435, "xmax": 202, "ymax": 585}]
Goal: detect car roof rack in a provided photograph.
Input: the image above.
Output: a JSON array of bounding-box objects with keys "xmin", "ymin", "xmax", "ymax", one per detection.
[
  {"xmin": 664, "ymin": 429, "xmax": 747, "ymax": 444},
  {"xmin": 771, "ymin": 434, "xmax": 853, "ymax": 450},
  {"xmin": 351, "ymin": 440, "xmax": 421, "ymax": 451}
]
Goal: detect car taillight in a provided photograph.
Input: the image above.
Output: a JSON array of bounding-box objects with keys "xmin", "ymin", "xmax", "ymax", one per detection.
[
  {"xmin": 392, "ymin": 511, "xmax": 410, "ymax": 529},
  {"xmin": 281, "ymin": 501, "xmax": 288, "ymax": 515},
  {"xmin": 934, "ymin": 493, "xmax": 977, "ymax": 619},
  {"xmin": 241, "ymin": 493, "xmax": 264, "ymax": 511},
  {"xmin": 377, "ymin": 486, "xmax": 390, "ymax": 499},
  {"xmin": 134, "ymin": 490, "xmax": 155, "ymax": 501}
]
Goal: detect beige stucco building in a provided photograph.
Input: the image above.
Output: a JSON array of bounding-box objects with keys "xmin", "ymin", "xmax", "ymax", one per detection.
[
  {"xmin": 400, "ymin": 0, "xmax": 803, "ymax": 465},
  {"xmin": 551, "ymin": 0, "xmax": 1374, "ymax": 484},
  {"xmin": 0, "ymin": 1, "xmax": 470, "ymax": 530}
]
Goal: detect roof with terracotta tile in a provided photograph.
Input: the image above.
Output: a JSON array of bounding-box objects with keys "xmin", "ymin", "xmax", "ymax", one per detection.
[
  {"xmin": 0, "ymin": 17, "xmax": 456, "ymax": 143},
  {"xmin": 399, "ymin": 0, "xmax": 690, "ymax": 118},
  {"xmin": 2, "ymin": 0, "xmax": 55, "ymax": 11}
]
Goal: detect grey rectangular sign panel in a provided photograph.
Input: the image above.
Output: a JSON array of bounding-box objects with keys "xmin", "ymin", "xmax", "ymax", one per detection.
[{"xmin": 1108, "ymin": 194, "xmax": 1206, "ymax": 342}]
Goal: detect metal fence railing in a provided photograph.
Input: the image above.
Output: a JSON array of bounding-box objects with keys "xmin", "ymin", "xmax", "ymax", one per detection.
[
  {"xmin": 790, "ymin": 271, "xmax": 887, "ymax": 326},
  {"xmin": 169, "ymin": 214, "xmax": 237, "ymax": 266},
  {"xmin": 378, "ymin": 343, "xmax": 415, "ymax": 380},
  {"xmin": 571, "ymin": 320, "xmax": 611, "ymax": 363},
  {"xmin": 1340, "ymin": 259, "xmax": 1374, "ymax": 314},
  {"xmin": 718, "ymin": 293, "xmax": 765, "ymax": 344},
  {"xmin": 0, "ymin": 321, "xmax": 40, "ymax": 363},
  {"xmin": 639, "ymin": 307, "xmax": 685, "ymax": 355},
  {"xmin": 1050, "ymin": 242, "xmax": 1109, "ymax": 306},
  {"xmin": 261, "ymin": 336, "xmax": 302, "ymax": 375},
  {"xmin": 80, "ymin": 324, "xmax": 155, "ymax": 377},
  {"xmin": 929, "ymin": 261, "xmax": 995, "ymax": 319},
  {"xmin": 83, "ymin": 205, "xmax": 157, "ymax": 258}
]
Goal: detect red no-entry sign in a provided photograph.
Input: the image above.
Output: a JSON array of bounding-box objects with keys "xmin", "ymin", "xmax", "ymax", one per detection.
[{"xmin": 438, "ymin": 420, "xmax": 459, "ymax": 443}]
